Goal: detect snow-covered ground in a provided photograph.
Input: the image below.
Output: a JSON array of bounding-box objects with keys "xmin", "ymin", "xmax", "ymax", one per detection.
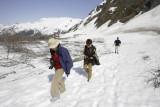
[
  {"xmin": 0, "ymin": 4, "xmax": 160, "ymax": 107},
  {"xmin": 0, "ymin": 31, "xmax": 160, "ymax": 107}
]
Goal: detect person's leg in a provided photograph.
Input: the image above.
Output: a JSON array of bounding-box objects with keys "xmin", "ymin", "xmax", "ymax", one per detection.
[
  {"xmin": 115, "ymin": 46, "xmax": 117, "ymax": 53},
  {"xmin": 83, "ymin": 63, "xmax": 89, "ymax": 73},
  {"xmin": 88, "ymin": 63, "xmax": 92, "ymax": 82},
  {"xmin": 117, "ymin": 46, "xmax": 119, "ymax": 54},
  {"xmin": 115, "ymin": 46, "xmax": 119, "ymax": 54},
  {"xmin": 58, "ymin": 69, "xmax": 66, "ymax": 93},
  {"xmin": 51, "ymin": 69, "xmax": 64, "ymax": 97}
]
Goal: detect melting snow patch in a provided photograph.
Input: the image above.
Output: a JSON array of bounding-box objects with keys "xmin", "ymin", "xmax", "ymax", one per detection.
[
  {"xmin": 109, "ymin": 7, "xmax": 117, "ymax": 14},
  {"xmin": 111, "ymin": 0, "xmax": 114, "ymax": 3}
]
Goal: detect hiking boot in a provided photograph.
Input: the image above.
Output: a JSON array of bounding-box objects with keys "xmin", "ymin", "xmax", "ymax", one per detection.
[
  {"xmin": 50, "ymin": 96, "xmax": 60, "ymax": 102},
  {"xmin": 87, "ymin": 78, "xmax": 90, "ymax": 82}
]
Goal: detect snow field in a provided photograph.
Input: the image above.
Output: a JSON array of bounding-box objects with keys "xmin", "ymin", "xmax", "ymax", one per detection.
[{"xmin": 1, "ymin": 32, "xmax": 160, "ymax": 107}]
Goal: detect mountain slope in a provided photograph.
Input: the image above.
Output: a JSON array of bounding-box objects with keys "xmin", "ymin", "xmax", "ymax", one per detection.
[
  {"xmin": 83, "ymin": 0, "xmax": 160, "ymax": 28},
  {"xmin": 66, "ymin": 1, "xmax": 160, "ymax": 37},
  {"xmin": 0, "ymin": 17, "xmax": 82, "ymax": 36}
]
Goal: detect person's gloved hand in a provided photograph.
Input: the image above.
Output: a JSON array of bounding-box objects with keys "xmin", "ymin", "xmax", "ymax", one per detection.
[
  {"xmin": 49, "ymin": 66, "xmax": 54, "ymax": 69},
  {"xmin": 90, "ymin": 57, "xmax": 93, "ymax": 59}
]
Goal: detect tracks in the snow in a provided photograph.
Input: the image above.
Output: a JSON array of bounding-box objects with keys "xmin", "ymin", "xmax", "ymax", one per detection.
[{"xmin": 63, "ymin": 37, "xmax": 120, "ymax": 106}]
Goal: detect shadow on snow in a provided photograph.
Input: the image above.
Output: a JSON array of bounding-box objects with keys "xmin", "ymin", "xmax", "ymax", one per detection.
[{"xmin": 72, "ymin": 67, "xmax": 88, "ymax": 78}]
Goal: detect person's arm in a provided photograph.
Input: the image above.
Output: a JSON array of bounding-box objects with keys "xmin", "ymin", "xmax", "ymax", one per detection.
[
  {"xmin": 83, "ymin": 47, "xmax": 86, "ymax": 58},
  {"xmin": 49, "ymin": 49, "xmax": 54, "ymax": 69},
  {"xmin": 49, "ymin": 58, "xmax": 55, "ymax": 69},
  {"xmin": 83, "ymin": 47, "xmax": 85, "ymax": 55},
  {"xmin": 90, "ymin": 47, "xmax": 96, "ymax": 59},
  {"xmin": 119, "ymin": 40, "xmax": 121, "ymax": 47},
  {"xmin": 63, "ymin": 49, "xmax": 73, "ymax": 76},
  {"xmin": 83, "ymin": 46, "xmax": 88, "ymax": 59},
  {"xmin": 95, "ymin": 50, "xmax": 97, "ymax": 54}
]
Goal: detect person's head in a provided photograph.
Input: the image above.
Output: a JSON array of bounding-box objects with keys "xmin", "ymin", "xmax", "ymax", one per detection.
[
  {"xmin": 48, "ymin": 38, "xmax": 60, "ymax": 51},
  {"xmin": 86, "ymin": 39, "xmax": 92, "ymax": 48},
  {"xmin": 117, "ymin": 37, "xmax": 119, "ymax": 40}
]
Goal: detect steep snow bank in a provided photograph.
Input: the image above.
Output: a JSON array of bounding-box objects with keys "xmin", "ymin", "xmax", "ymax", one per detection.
[{"xmin": 121, "ymin": 5, "xmax": 160, "ymax": 33}]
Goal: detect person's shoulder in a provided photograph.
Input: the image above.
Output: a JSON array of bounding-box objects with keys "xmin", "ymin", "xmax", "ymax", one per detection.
[
  {"xmin": 92, "ymin": 45, "xmax": 96, "ymax": 49},
  {"xmin": 59, "ymin": 46, "xmax": 69, "ymax": 53}
]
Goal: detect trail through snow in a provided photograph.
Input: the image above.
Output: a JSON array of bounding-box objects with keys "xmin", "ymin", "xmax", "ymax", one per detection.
[{"xmin": 0, "ymin": 32, "xmax": 160, "ymax": 107}]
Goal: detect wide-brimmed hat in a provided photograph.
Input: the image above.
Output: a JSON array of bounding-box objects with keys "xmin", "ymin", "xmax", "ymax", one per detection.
[{"xmin": 48, "ymin": 38, "xmax": 60, "ymax": 49}]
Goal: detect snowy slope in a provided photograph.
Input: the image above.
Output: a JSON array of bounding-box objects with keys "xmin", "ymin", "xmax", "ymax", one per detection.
[
  {"xmin": 0, "ymin": 17, "xmax": 81, "ymax": 35},
  {"xmin": 0, "ymin": 24, "xmax": 4, "ymax": 29},
  {"xmin": 120, "ymin": 5, "xmax": 160, "ymax": 33},
  {"xmin": 78, "ymin": 0, "xmax": 106, "ymax": 29},
  {"xmin": 0, "ymin": 32, "xmax": 160, "ymax": 107},
  {"xmin": 70, "ymin": 4, "xmax": 160, "ymax": 38},
  {"xmin": 0, "ymin": 3, "xmax": 160, "ymax": 107}
]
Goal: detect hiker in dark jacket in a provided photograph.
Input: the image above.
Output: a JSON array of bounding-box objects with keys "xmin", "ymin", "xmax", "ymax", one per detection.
[
  {"xmin": 83, "ymin": 39, "xmax": 99, "ymax": 82},
  {"xmin": 114, "ymin": 37, "xmax": 121, "ymax": 54},
  {"xmin": 48, "ymin": 38, "xmax": 73, "ymax": 102}
]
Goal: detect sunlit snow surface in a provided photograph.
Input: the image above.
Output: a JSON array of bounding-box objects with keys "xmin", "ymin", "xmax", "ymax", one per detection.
[{"xmin": 0, "ymin": 4, "xmax": 160, "ymax": 107}]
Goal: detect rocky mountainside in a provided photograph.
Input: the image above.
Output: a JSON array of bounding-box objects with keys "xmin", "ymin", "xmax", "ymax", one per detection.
[
  {"xmin": 0, "ymin": 17, "xmax": 82, "ymax": 36},
  {"xmin": 83, "ymin": 0, "xmax": 160, "ymax": 28},
  {"xmin": 1, "ymin": 0, "xmax": 159, "ymax": 36}
]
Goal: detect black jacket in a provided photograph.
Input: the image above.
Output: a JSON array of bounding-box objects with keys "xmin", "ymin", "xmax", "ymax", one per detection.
[
  {"xmin": 114, "ymin": 40, "xmax": 121, "ymax": 46},
  {"xmin": 84, "ymin": 45, "xmax": 100, "ymax": 65}
]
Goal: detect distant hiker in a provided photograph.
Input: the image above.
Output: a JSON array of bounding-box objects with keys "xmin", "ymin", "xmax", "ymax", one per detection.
[
  {"xmin": 114, "ymin": 37, "xmax": 121, "ymax": 54},
  {"xmin": 48, "ymin": 38, "xmax": 73, "ymax": 102},
  {"xmin": 83, "ymin": 39, "xmax": 100, "ymax": 82}
]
